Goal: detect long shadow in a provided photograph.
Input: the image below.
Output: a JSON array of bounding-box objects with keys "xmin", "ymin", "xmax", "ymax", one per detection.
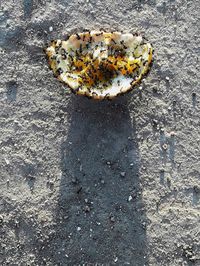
[{"xmin": 53, "ymin": 95, "xmax": 148, "ymax": 265}]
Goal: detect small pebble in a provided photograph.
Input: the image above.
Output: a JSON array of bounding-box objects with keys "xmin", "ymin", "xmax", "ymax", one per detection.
[
  {"xmin": 152, "ymin": 119, "xmax": 158, "ymax": 126},
  {"xmin": 109, "ymin": 215, "xmax": 115, "ymax": 223},
  {"xmin": 49, "ymin": 180, "xmax": 54, "ymax": 186},
  {"xmin": 142, "ymin": 222, "xmax": 146, "ymax": 228},
  {"xmin": 128, "ymin": 195, "xmax": 133, "ymax": 202},
  {"xmin": 166, "ymin": 76, "xmax": 170, "ymax": 81},
  {"xmin": 162, "ymin": 143, "xmax": 168, "ymax": 150},
  {"xmin": 4, "ymin": 158, "xmax": 10, "ymax": 165},
  {"xmin": 120, "ymin": 172, "xmax": 126, "ymax": 177},
  {"xmin": 49, "ymin": 26, "xmax": 53, "ymax": 32},
  {"xmin": 114, "ymin": 257, "xmax": 118, "ymax": 262},
  {"xmin": 15, "ymin": 220, "xmax": 20, "ymax": 228},
  {"xmin": 84, "ymin": 205, "xmax": 91, "ymax": 213},
  {"xmin": 77, "ymin": 226, "xmax": 81, "ymax": 231},
  {"xmin": 55, "ymin": 117, "xmax": 60, "ymax": 122}
]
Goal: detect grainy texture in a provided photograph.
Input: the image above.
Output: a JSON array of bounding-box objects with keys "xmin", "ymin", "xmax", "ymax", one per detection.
[{"xmin": 0, "ymin": 0, "xmax": 200, "ymax": 265}]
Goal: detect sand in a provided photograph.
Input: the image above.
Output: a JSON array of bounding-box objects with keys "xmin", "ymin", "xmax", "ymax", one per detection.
[{"xmin": 0, "ymin": 0, "xmax": 200, "ymax": 265}]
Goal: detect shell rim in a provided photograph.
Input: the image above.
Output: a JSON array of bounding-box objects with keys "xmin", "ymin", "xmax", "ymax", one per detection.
[{"xmin": 44, "ymin": 30, "xmax": 154, "ymax": 100}]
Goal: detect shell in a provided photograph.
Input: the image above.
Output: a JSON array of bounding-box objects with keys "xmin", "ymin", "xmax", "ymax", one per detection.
[{"xmin": 45, "ymin": 31, "xmax": 153, "ymax": 100}]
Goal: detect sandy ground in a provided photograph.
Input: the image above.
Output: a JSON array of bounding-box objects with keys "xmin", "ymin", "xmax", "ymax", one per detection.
[{"xmin": 0, "ymin": 0, "xmax": 200, "ymax": 265}]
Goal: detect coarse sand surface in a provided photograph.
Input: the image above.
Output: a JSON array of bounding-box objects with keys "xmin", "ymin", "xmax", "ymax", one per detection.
[{"xmin": 0, "ymin": 0, "xmax": 200, "ymax": 265}]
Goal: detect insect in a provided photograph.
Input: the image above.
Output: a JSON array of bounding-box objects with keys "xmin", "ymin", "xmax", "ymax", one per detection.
[{"xmin": 44, "ymin": 30, "xmax": 153, "ymax": 100}]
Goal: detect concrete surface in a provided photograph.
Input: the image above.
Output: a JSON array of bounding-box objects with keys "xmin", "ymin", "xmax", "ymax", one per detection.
[{"xmin": 0, "ymin": 0, "xmax": 199, "ymax": 265}]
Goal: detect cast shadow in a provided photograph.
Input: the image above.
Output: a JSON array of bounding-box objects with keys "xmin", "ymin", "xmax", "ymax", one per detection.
[{"xmin": 53, "ymin": 95, "xmax": 148, "ymax": 265}]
